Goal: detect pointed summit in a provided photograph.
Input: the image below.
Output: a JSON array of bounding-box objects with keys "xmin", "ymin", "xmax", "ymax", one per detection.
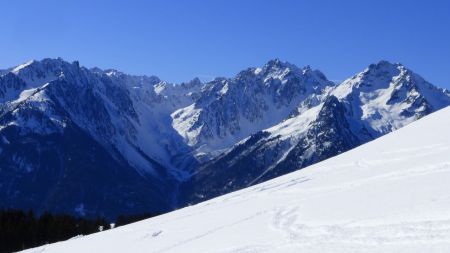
[
  {"xmin": 265, "ymin": 58, "xmax": 283, "ymax": 67},
  {"xmin": 263, "ymin": 58, "xmax": 297, "ymax": 71},
  {"xmin": 363, "ymin": 60, "xmax": 404, "ymax": 77},
  {"xmin": 185, "ymin": 77, "xmax": 202, "ymax": 87},
  {"xmin": 372, "ymin": 59, "xmax": 398, "ymax": 67}
]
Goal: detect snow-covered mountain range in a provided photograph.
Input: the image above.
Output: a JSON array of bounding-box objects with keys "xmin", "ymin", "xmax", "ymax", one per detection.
[
  {"xmin": 21, "ymin": 102, "xmax": 450, "ymax": 253},
  {"xmin": 0, "ymin": 58, "xmax": 449, "ymax": 219},
  {"xmin": 182, "ymin": 60, "xmax": 450, "ymax": 203}
]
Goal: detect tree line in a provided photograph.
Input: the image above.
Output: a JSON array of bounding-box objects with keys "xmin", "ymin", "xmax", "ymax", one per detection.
[{"xmin": 0, "ymin": 209, "xmax": 159, "ymax": 253}]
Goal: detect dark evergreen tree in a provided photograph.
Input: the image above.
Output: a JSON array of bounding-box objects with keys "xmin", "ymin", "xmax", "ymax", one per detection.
[{"xmin": 0, "ymin": 209, "xmax": 161, "ymax": 253}]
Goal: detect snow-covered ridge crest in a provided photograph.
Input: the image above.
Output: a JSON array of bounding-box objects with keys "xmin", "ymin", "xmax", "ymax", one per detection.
[{"xmin": 11, "ymin": 59, "xmax": 36, "ymax": 74}]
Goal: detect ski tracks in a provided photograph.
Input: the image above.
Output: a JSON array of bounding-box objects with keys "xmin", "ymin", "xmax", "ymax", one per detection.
[{"xmin": 269, "ymin": 205, "xmax": 450, "ymax": 247}]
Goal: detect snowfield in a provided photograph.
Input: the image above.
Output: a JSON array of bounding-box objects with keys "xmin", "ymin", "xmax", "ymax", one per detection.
[{"xmin": 23, "ymin": 106, "xmax": 450, "ymax": 253}]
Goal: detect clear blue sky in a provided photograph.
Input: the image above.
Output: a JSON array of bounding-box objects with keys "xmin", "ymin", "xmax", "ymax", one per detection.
[{"xmin": 2, "ymin": 0, "xmax": 450, "ymax": 88}]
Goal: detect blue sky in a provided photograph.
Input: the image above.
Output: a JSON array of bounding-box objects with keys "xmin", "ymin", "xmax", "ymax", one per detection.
[{"xmin": 2, "ymin": 0, "xmax": 450, "ymax": 88}]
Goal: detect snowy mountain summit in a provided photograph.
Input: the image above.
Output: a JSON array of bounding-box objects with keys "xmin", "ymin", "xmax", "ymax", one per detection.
[
  {"xmin": 0, "ymin": 58, "xmax": 449, "ymax": 219},
  {"xmin": 21, "ymin": 102, "xmax": 450, "ymax": 253}
]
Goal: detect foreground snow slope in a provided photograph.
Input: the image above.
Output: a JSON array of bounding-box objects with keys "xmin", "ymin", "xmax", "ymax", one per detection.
[{"xmin": 24, "ymin": 106, "xmax": 450, "ymax": 253}]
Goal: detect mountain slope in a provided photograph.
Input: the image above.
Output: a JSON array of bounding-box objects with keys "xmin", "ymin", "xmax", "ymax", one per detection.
[
  {"xmin": 184, "ymin": 61, "xmax": 450, "ymax": 203},
  {"xmin": 22, "ymin": 106, "xmax": 450, "ymax": 253},
  {"xmin": 171, "ymin": 59, "xmax": 334, "ymax": 160},
  {"xmin": 0, "ymin": 58, "xmax": 197, "ymax": 218},
  {"xmin": 0, "ymin": 120, "xmax": 172, "ymax": 219}
]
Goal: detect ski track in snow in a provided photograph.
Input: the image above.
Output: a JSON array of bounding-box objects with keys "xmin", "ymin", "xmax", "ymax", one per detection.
[{"xmin": 271, "ymin": 206, "xmax": 450, "ymax": 246}]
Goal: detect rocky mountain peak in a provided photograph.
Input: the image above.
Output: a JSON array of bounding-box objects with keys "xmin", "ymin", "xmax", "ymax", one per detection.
[{"xmin": 263, "ymin": 58, "xmax": 296, "ymax": 71}]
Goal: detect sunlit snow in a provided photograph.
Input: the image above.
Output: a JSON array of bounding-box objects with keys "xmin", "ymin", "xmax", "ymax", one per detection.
[{"xmin": 22, "ymin": 106, "xmax": 450, "ymax": 253}]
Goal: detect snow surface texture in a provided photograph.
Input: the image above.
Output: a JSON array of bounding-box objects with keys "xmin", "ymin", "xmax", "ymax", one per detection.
[{"xmin": 22, "ymin": 106, "xmax": 450, "ymax": 253}]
